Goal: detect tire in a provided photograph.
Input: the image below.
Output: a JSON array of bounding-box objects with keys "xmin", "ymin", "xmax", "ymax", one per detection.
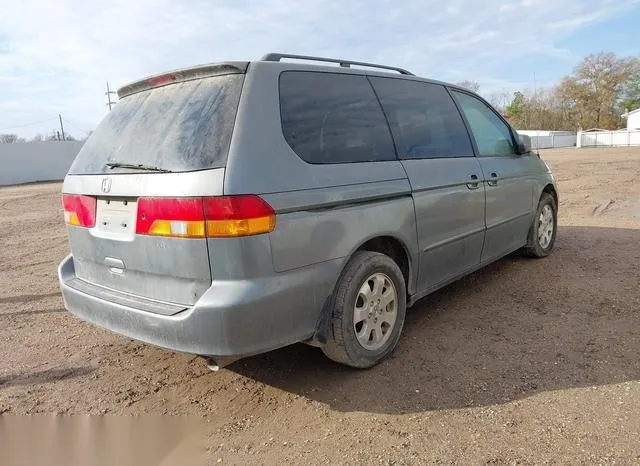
[
  {"xmin": 523, "ymin": 192, "xmax": 557, "ymax": 258},
  {"xmin": 322, "ymin": 251, "xmax": 407, "ymax": 368}
]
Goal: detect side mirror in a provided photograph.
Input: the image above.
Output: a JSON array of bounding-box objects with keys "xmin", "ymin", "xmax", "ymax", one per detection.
[{"xmin": 516, "ymin": 133, "xmax": 532, "ymax": 154}]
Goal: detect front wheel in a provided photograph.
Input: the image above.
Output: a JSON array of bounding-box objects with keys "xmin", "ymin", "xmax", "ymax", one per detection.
[
  {"xmin": 523, "ymin": 192, "xmax": 557, "ymax": 258},
  {"xmin": 322, "ymin": 251, "xmax": 407, "ymax": 368}
]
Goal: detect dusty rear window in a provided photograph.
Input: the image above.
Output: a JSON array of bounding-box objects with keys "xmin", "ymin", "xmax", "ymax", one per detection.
[{"xmin": 69, "ymin": 74, "xmax": 244, "ymax": 174}]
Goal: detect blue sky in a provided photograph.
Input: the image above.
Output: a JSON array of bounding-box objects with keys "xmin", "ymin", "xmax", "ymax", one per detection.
[{"xmin": 0, "ymin": 0, "xmax": 639, "ymax": 138}]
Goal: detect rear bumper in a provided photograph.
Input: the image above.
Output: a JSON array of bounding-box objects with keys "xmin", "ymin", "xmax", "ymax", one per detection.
[{"xmin": 58, "ymin": 254, "xmax": 341, "ymax": 358}]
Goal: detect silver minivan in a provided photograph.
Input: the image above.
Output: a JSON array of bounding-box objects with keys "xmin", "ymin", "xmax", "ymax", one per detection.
[{"xmin": 58, "ymin": 53, "xmax": 558, "ymax": 369}]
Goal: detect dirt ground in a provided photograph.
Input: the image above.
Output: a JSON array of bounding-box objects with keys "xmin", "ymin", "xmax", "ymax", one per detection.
[{"xmin": 1, "ymin": 147, "xmax": 639, "ymax": 465}]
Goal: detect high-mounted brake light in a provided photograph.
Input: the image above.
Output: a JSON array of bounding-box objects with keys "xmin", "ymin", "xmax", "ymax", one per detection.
[
  {"xmin": 62, "ymin": 194, "xmax": 97, "ymax": 228},
  {"xmin": 147, "ymin": 74, "xmax": 176, "ymax": 87},
  {"xmin": 136, "ymin": 196, "xmax": 276, "ymax": 238}
]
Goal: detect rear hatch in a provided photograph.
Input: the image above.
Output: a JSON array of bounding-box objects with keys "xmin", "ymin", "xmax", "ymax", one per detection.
[{"xmin": 62, "ymin": 63, "xmax": 247, "ymax": 306}]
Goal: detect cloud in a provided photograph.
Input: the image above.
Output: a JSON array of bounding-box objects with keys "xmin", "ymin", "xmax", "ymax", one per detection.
[{"xmin": 0, "ymin": 0, "xmax": 637, "ymax": 136}]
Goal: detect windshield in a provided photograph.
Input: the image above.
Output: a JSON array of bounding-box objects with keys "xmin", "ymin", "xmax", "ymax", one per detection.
[{"xmin": 69, "ymin": 73, "xmax": 244, "ymax": 174}]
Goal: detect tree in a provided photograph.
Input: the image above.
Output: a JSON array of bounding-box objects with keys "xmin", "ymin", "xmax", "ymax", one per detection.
[
  {"xmin": 0, "ymin": 133, "xmax": 18, "ymax": 143},
  {"xmin": 556, "ymin": 53, "xmax": 636, "ymax": 129},
  {"xmin": 503, "ymin": 87, "xmax": 577, "ymax": 131},
  {"xmin": 479, "ymin": 52, "xmax": 640, "ymax": 131},
  {"xmin": 506, "ymin": 91, "xmax": 526, "ymax": 119},
  {"xmin": 619, "ymin": 58, "xmax": 640, "ymax": 112},
  {"xmin": 30, "ymin": 134, "xmax": 44, "ymax": 142},
  {"xmin": 455, "ymin": 80, "xmax": 480, "ymax": 93},
  {"xmin": 487, "ymin": 91, "xmax": 510, "ymax": 114}
]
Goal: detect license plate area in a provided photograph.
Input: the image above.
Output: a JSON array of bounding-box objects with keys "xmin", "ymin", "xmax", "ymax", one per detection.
[{"xmin": 92, "ymin": 197, "xmax": 138, "ymax": 241}]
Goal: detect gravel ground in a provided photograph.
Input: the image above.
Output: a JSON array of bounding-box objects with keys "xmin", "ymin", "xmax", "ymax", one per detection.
[{"xmin": 1, "ymin": 147, "xmax": 639, "ymax": 465}]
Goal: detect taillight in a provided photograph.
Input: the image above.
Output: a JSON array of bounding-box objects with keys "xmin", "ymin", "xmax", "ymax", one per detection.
[
  {"xmin": 62, "ymin": 194, "xmax": 96, "ymax": 228},
  {"xmin": 203, "ymin": 196, "xmax": 276, "ymax": 238},
  {"xmin": 136, "ymin": 196, "xmax": 276, "ymax": 238},
  {"xmin": 136, "ymin": 198, "xmax": 206, "ymax": 238}
]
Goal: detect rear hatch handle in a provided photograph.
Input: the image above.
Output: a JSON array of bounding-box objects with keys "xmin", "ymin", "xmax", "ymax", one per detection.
[{"xmin": 104, "ymin": 257, "xmax": 125, "ymax": 274}]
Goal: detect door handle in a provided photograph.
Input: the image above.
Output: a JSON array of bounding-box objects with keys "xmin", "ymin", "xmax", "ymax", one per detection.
[
  {"xmin": 466, "ymin": 174, "xmax": 480, "ymax": 190},
  {"xmin": 487, "ymin": 172, "xmax": 500, "ymax": 187}
]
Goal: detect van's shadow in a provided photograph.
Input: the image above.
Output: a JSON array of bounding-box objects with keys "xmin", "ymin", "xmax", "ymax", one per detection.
[{"xmin": 228, "ymin": 225, "xmax": 640, "ymax": 414}]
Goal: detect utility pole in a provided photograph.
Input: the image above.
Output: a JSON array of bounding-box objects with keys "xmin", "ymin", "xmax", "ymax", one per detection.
[
  {"xmin": 105, "ymin": 82, "xmax": 117, "ymax": 111},
  {"xmin": 533, "ymin": 72, "xmax": 538, "ymax": 128},
  {"xmin": 58, "ymin": 114, "xmax": 66, "ymax": 141}
]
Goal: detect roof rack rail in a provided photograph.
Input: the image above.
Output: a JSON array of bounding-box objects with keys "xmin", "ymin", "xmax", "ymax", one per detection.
[{"xmin": 260, "ymin": 53, "xmax": 414, "ymax": 76}]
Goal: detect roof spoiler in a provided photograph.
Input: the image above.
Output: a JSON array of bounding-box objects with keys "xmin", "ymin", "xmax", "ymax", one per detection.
[{"xmin": 117, "ymin": 62, "xmax": 249, "ymax": 99}]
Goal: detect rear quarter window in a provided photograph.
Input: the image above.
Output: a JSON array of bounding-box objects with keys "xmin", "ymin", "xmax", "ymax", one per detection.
[
  {"xmin": 279, "ymin": 71, "xmax": 396, "ymax": 164},
  {"xmin": 370, "ymin": 77, "xmax": 474, "ymax": 159},
  {"xmin": 69, "ymin": 74, "xmax": 244, "ymax": 174}
]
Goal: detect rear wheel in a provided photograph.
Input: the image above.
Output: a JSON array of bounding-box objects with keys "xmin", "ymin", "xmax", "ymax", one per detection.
[
  {"xmin": 322, "ymin": 251, "xmax": 406, "ymax": 368},
  {"xmin": 523, "ymin": 192, "xmax": 557, "ymax": 258}
]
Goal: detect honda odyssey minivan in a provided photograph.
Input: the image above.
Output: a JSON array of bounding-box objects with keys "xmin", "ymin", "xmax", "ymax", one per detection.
[{"xmin": 58, "ymin": 53, "xmax": 558, "ymax": 369}]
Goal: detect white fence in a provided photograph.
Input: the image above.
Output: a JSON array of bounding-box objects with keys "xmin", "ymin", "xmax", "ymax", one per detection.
[
  {"xmin": 0, "ymin": 141, "xmax": 83, "ymax": 186},
  {"xmin": 518, "ymin": 129, "xmax": 640, "ymax": 149},
  {"xmin": 578, "ymin": 129, "xmax": 640, "ymax": 148},
  {"xmin": 517, "ymin": 130, "xmax": 574, "ymax": 137},
  {"xmin": 530, "ymin": 134, "xmax": 576, "ymax": 149},
  {"xmin": 518, "ymin": 131, "xmax": 576, "ymax": 149}
]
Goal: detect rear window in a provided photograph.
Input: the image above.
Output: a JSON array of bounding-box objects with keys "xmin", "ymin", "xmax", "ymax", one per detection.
[
  {"xmin": 69, "ymin": 74, "xmax": 244, "ymax": 174},
  {"xmin": 370, "ymin": 77, "xmax": 474, "ymax": 159},
  {"xmin": 279, "ymin": 71, "xmax": 396, "ymax": 164}
]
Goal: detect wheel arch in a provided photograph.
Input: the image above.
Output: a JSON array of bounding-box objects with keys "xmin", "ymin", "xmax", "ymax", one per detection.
[
  {"xmin": 542, "ymin": 183, "xmax": 558, "ymax": 206},
  {"xmin": 351, "ymin": 235, "xmax": 413, "ymax": 294},
  {"xmin": 312, "ymin": 234, "xmax": 415, "ymax": 346}
]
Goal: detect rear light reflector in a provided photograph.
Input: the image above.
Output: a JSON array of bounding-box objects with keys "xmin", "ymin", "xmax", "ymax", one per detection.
[
  {"xmin": 136, "ymin": 196, "xmax": 276, "ymax": 238},
  {"xmin": 62, "ymin": 194, "xmax": 96, "ymax": 228}
]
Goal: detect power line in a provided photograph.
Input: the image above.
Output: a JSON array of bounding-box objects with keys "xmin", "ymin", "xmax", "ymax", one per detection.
[
  {"xmin": 0, "ymin": 117, "xmax": 58, "ymax": 132},
  {"xmin": 63, "ymin": 117, "xmax": 92, "ymax": 136}
]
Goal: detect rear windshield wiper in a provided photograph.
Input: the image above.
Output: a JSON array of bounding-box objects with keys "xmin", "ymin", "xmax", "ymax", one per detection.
[{"xmin": 105, "ymin": 162, "xmax": 172, "ymax": 173}]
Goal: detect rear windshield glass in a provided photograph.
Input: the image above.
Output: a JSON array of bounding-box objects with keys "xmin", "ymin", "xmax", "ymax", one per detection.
[{"xmin": 69, "ymin": 74, "xmax": 244, "ymax": 174}]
